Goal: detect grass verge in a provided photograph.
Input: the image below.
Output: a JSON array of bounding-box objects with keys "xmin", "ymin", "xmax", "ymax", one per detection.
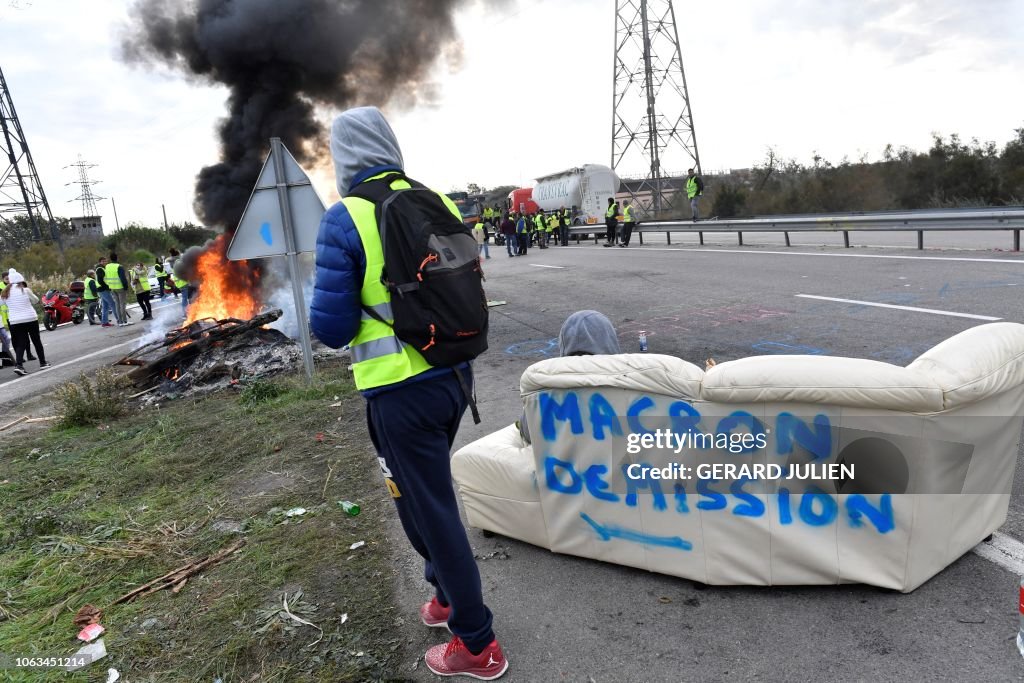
[{"xmin": 0, "ymin": 361, "xmax": 406, "ymax": 682}]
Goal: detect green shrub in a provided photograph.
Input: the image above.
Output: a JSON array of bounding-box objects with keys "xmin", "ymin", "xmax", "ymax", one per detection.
[
  {"xmin": 239, "ymin": 378, "xmax": 285, "ymax": 406},
  {"xmin": 55, "ymin": 370, "xmax": 130, "ymax": 428},
  {"xmin": 169, "ymin": 222, "xmax": 217, "ymax": 249},
  {"xmin": 102, "ymin": 224, "xmax": 176, "ymax": 256},
  {"xmin": 130, "ymin": 249, "xmax": 155, "ymax": 267}
]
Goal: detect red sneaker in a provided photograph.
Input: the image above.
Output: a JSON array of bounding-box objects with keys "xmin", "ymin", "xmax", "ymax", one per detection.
[
  {"xmin": 425, "ymin": 636, "xmax": 508, "ymax": 680},
  {"xmin": 420, "ymin": 597, "xmax": 451, "ymax": 628}
]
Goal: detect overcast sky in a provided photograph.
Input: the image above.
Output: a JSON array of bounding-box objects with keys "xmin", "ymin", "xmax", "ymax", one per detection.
[{"xmin": 2, "ymin": 0, "xmax": 1022, "ymax": 231}]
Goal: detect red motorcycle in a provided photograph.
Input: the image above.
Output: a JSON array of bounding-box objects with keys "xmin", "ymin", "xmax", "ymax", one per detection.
[{"xmin": 42, "ymin": 281, "xmax": 85, "ymax": 331}]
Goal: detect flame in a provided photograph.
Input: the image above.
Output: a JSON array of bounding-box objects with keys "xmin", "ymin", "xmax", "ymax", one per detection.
[{"xmin": 184, "ymin": 235, "xmax": 262, "ymax": 324}]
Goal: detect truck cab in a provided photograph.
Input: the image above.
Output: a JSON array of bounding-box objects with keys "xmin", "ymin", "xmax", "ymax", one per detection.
[{"xmin": 446, "ymin": 191, "xmax": 482, "ymax": 226}]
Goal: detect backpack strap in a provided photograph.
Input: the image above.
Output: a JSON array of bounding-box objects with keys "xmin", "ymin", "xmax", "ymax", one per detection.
[{"xmin": 346, "ymin": 172, "xmax": 431, "ymax": 324}]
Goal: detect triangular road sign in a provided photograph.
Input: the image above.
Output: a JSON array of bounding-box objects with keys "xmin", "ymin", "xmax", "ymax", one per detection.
[{"xmin": 227, "ymin": 143, "xmax": 327, "ymax": 261}]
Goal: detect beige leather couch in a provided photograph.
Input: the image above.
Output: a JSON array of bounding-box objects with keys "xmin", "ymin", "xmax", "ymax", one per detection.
[{"xmin": 452, "ymin": 323, "xmax": 1024, "ymax": 592}]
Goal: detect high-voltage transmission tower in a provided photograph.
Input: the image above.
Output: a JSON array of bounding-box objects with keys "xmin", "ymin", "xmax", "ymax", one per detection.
[
  {"xmin": 66, "ymin": 155, "xmax": 103, "ymax": 217},
  {"xmin": 0, "ymin": 65, "xmax": 59, "ymax": 242},
  {"xmin": 611, "ymin": 0, "xmax": 701, "ymax": 217}
]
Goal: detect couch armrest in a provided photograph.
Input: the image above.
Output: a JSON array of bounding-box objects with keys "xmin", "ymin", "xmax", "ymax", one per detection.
[{"xmin": 908, "ymin": 322, "xmax": 1024, "ymax": 409}]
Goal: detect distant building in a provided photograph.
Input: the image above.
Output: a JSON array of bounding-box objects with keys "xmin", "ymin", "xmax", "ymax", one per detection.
[{"xmin": 69, "ymin": 216, "xmax": 103, "ymax": 243}]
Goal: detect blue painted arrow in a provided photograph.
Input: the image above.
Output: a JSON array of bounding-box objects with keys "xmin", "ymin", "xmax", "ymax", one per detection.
[
  {"xmin": 260, "ymin": 221, "xmax": 273, "ymax": 245},
  {"xmin": 579, "ymin": 512, "xmax": 692, "ymax": 551}
]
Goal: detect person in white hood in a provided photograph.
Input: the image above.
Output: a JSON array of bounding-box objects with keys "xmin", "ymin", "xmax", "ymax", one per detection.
[{"xmin": 1, "ymin": 268, "xmax": 49, "ymax": 375}]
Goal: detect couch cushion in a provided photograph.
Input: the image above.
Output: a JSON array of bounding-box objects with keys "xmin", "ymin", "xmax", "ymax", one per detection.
[
  {"xmin": 908, "ymin": 322, "xmax": 1024, "ymax": 410},
  {"xmin": 701, "ymin": 355, "xmax": 943, "ymax": 413},
  {"xmin": 521, "ymin": 354, "xmax": 704, "ymax": 398}
]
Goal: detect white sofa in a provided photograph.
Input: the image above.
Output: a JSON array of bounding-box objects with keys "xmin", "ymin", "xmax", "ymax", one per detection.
[{"xmin": 452, "ymin": 323, "xmax": 1024, "ymax": 592}]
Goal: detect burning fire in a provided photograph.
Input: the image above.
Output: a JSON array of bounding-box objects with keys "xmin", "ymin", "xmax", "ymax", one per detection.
[{"xmin": 184, "ymin": 235, "xmax": 262, "ymax": 325}]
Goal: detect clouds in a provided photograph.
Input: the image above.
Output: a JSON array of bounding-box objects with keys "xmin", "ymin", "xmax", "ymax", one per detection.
[{"xmin": 0, "ymin": 0, "xmax": 1020, "ymax": 232}]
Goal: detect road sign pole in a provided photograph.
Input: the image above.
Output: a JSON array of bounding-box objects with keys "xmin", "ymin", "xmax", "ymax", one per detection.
[{"xmin": 270, "ymin": 137, "xmax": 315, "ymax": 382}]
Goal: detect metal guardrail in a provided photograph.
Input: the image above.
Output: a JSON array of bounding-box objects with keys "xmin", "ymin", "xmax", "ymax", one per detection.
[{"xmin": 566, "ymin": 207, "xmax": 1024, "ymax": 251}]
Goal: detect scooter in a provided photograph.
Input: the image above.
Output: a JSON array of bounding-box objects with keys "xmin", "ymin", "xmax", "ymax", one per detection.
[{"xmin": 42, "ymin": 284, "xmax": 85, "ymax": 331}]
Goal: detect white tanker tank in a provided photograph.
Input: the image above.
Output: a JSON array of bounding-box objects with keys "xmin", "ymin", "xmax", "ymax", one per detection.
[{"xmin": 531, "ymin": 164, "xmax": 621, "ymax": 225}]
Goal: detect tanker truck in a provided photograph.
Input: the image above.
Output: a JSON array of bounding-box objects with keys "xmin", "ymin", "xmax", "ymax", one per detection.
[{"xmin": 508, "ymin": 164, "xmax": 621, "ymax": 226}]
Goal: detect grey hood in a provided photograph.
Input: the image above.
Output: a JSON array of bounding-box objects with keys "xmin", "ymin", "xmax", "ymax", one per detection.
[
  {"xmin": 330, "ymin": 106, "xmax": 404, "ymax": 196},
  {"xmin": 558, "ymin": 310, "xmax": 621, "ymax": 356}
]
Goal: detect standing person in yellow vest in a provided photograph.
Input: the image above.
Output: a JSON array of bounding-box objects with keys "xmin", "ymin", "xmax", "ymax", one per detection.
[
  {"xmin": 310, "ymin": 107, "xmax": 507, "ymax": 680},
  {"xmin": 603, "ymin": 197, "xmax": 620, "ymax": 247},
  {"xmin": 83, "ymin": 269, "xmax": 100, "ymax": 325},
  {"xmin": 687, "ymin": 167, "xmax": 704, "ymax": 221},
  {"xmin": 172, "ymin": 267, "xmax": 190, "ymax": 318},
  {"xmin": 95, "ymin": 256, "xmax": 118, "ymax": 327},
  {"xmin": 620, "ymin": 199, "xmax": 636, "ymax": 247},
  {"xmin": 558, "ymin": 206, "xmax": 570, "ymax": 246},
  {"xmin": 534, "ymin": 210, "xmax": 547, "ymax": 249},
  {"xmin": 546, "ymin": 211, "xmax": 558, "ymax": 245},
  {"xmin": 104, "ymin": 253, "xmax": 132, "ymax": 327},
  {"xmin": 132, "ymin": 262, "xmax": 154, "ymax": 320}
]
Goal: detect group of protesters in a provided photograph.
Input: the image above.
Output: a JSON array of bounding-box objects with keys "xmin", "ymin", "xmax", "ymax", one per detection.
[
  {"xmin": 472, "ymin": 207, "xmax": 575, "ymax": 259},
  {"xmin": 80, "ymin": 249, "xmax": 194, "ymax": 328},
  {"xmin": 0, "ymin": 248, "xmax": 196, "ymax": 377}
]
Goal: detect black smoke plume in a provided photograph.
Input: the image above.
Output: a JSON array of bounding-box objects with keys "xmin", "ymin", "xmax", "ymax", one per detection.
[{"xmin": 121, "ymin": 0, "xmax": 503, "ymax": 230}]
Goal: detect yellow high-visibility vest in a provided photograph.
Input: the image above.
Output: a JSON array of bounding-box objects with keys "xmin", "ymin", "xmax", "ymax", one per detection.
[
  {"xmin": 345, "ymin": 172, "xmax": 465, "ymax": 391},
  {"xmin": 104, "ymin": 262, "xmax": 124, "ymax": 290},
  {"xmin": 687, "ymin": 176, "xmax": 700, "ymax": 199}
]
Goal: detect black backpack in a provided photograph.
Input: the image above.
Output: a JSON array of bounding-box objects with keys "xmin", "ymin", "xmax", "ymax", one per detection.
[{"xmin": 348, "ymin": 173, "xmax": 489, "ymax": 371}]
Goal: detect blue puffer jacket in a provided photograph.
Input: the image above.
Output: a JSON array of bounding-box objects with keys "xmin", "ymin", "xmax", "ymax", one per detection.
[{"xmin": 309, "ymin": 198, "xmax": 367, "ymax": 350}]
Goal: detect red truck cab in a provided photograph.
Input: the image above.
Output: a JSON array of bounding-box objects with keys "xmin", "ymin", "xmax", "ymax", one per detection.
[{"xmin": 507, "ymin": 188, "xmax": 539, "ymax": 216}]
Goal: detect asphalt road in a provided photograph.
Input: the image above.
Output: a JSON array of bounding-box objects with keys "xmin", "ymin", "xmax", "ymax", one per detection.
[
  {"xmin": 0, "ymin": 295, "xmax": 186, "ymax": 420},
  {"xmin": 395, "ymin": 237, "xmax": 1024, "ymax": 682},
  {"xmin": 8, "ymin": 234, "xmax": 1024, "ymax": 681}
]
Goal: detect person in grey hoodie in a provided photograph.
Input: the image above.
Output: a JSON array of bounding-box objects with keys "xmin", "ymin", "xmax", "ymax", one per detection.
[
  {"xmin": 518, "ymin": 310, "xmax": 622, "ymax": 444},
  {"xmin": 310, "ymin": 107, "xmax": 508, "ymax": 679}
]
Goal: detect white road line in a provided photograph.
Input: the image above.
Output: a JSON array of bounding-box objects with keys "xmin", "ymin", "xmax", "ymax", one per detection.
[
  {"xmin": 3, "ymin": 338, "xmax": 139, "ymax": 386},
  {"xmin": 580, "ymin": 245, "xmax": 1024, "ymax": 264},
  {"xmin": 794, "ymin": 294, "xmax": 1002, "ymax": 321},
  {"xmin": 973, "ymin": 532, "xmax": 1024, "ymax": 574},
  {"xmin": 529, "ymin": 264, "xmax": 566, "ymax": 269}
]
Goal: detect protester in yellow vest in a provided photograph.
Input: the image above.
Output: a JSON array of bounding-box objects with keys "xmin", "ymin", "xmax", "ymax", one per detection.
[
  {"xmin": 687, "ymin": 167, "xmax": 704, "ymax": 221},
  {"xmin": 104, "ymin": 253, "xmax": 132, "ymax": 326},
  {"xmin": 132, "ymin": 263, "xmax": 154, "ymax": 320},
  {"xmin": 533, "ymin": 211, "xmax": 547, "ymax": 249},
  {"xmin": 604, "ymin": 197, "xmax": 620, "ymax": 246},
  {"xmin": 309, "ymin": 106, "xmax": 508, "ymax": 679},
  {"xmin": 620, "ymin": 199, "xmax": 636, "ymax": 247},
  {"xmin": 83, "ymin": 269, "xmax": 100, "ymax": 325}
]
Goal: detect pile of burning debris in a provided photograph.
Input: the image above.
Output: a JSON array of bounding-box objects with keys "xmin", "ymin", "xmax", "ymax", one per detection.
[{"xmin": 116, "ymin": 309, "xmax": 302, "ymax": 401}]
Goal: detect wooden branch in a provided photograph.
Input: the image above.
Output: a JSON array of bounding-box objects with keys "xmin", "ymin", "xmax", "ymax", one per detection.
[
  {"xmin": 111, "ymin": 538, "xmax": 245, "ymax": 605},
  {"xmin": 119, "ymin": 309, "xmax": 283, "ymax": 387},
  {"xmin": 0, "ymin": 416, "xmax": 28, "ymax": 432}
]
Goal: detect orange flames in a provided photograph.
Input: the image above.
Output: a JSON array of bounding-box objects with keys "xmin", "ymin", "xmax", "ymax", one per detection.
[{"xmin": 184, "ymin": 235, "xmax": 262, "ymax": 325}]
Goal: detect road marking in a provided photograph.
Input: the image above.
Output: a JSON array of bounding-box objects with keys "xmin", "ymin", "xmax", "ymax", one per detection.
[
  {"xmin": 529, "ymin": 264, "xmax": 566, "ymax": 269},
  {"xmin": 580, "ymin": 245, "xmax": 1024, "ymax": 264},
  {"xmin": 973, "ymin": 532, "xmax": 1024, "ymax": 574},
  {"xmin": 794, "ymin": 294, "xmax": 1002, "ymax": 321},
  {"xmin": 2, "ymin": 338, "xmax": 140, "ymax": 386}
]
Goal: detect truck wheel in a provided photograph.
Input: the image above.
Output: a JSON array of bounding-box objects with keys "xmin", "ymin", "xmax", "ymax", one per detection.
[{"xmin": 43, "ymin": 313, "xmax": 57, "ymax": 331}]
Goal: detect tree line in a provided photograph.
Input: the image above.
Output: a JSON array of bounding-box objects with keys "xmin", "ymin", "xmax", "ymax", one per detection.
[
  {"xmin": 0, "ymin": 219, "xmax": 216, "ymax": 280},
  {"xmin": 709, "ymin": 127, "xmax": 1024, "ymax": 218}
]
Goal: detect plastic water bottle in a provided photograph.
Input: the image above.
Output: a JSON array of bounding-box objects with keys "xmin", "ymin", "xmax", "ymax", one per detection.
[
  {"xmin": 338, "ymin": 500, "xmax": 360, "ymax": 517},
  {"xmin": 1018, "ymin": 576, "xmax": 1024, "ymax": 658},
  {"xmin": 638, "ymin": 331, "xmax": 648, "ymax": 352}
]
